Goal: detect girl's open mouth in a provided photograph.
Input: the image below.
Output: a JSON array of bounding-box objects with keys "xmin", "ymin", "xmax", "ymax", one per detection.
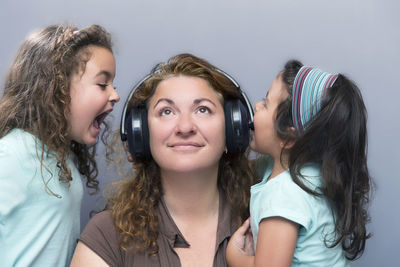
[{"xmin": 93, "ymin": 111, "xmax": 110, "ymax": 129}]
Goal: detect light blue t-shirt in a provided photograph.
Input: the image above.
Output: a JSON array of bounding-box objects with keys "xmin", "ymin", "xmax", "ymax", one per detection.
[
  {"xmin": 250, "ymin": 156, "xmax": 349, "ymax": 267},
  {"xmin": 0, "ymin": 129, "xmax": 83, "ymax": 267}
]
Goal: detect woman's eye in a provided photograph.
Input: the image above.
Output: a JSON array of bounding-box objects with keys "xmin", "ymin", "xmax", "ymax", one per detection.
[
  {"xmin": 198, "ymin": 106, "xmax": 211, "ymax": 114},
  {"xmin": 160, "ymin": 109, "xmax": 173, "ymax": 116}
]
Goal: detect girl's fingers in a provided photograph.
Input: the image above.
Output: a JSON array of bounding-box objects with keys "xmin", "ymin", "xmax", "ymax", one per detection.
[{"xmin": 237, "ymin": 217, "xmax": 251, "ymax": 236}]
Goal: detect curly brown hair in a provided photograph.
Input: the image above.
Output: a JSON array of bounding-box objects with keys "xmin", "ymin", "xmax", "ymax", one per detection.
[
  {"xmin": 0, "ymin": 24, "xmax": 113, "ymax": 195},
  {"xmin": 105, "ymin": 53, "xmax": 255, "ymax": 254}
]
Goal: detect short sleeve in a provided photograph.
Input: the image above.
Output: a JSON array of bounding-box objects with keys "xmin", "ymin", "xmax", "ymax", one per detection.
[
  {"xmin": 79, "ymin": 211, "xmax": 124, "ymax": 266},
  {"xmin": 253, "ymin": 174, "xmax": 312, "ymax": 231}
]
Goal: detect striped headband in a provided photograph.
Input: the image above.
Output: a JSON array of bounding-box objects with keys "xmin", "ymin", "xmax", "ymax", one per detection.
[{"xmin": 292, "ymin": 66, "xmax": 338, "ymax": 134}]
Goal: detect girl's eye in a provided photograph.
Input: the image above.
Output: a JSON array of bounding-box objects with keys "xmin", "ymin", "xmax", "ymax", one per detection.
[
  {"xmin": 198, "ymin": 106, "xmax": 211, "ymax": 114},
  {"xmin": 262, "ymin": 98, "xmax": 267, "ymax": 107},
  {"xmin": 98, "ymin": 83, "xmax": 108, "ymax": 89}
]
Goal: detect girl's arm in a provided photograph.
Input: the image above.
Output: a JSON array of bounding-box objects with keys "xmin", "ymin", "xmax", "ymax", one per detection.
[
  {"xmin": 227, "ymin": 217, "xmax": 298, "ymax": 267},
  {"xmin": 70, "ymin": 242, "xmax": 109, "ymax": 267},
  {"xmin": 255, "ymin": 217, "xmax": 298, "ymax": 267}
]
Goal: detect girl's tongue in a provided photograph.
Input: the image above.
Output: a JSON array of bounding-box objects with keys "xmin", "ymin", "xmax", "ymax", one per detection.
[
  {"xmin": 93, "ymin": 119, "xmax": 100, "ymax": 129},
  {"xmin": 93, "ymin": 111, "xmax": 109, "ymax": 130}
]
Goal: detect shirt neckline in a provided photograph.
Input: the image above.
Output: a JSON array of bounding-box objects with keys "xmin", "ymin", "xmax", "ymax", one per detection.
[{"xmin": 158, "ymin": 190, "xmax": 234, "ymax": 250}]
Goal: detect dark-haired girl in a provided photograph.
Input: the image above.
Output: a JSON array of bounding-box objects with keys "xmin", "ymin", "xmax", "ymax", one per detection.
[{"xmin": 227, "ymin": 60, "xmax": 371, "ymax": 266}]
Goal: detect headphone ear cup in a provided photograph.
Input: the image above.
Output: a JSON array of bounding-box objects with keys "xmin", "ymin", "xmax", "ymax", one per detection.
[
  {"xmin": 224, "ymin": 99, "xmax": 250, "ymax": 153},
  {"xmin": 126, "ymin": 107, "xmax": 151, "ymax": 162}
]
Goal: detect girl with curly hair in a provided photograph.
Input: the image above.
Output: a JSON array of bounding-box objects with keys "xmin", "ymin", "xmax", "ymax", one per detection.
[{"xmin": 0, "ymin": 24, "xmax": 119, "ymax": 266}]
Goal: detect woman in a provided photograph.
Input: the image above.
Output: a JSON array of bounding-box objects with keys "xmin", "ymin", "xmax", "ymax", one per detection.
[{"xmin": 71, "ymin": 53, "xmax": 255, "ymax": 266}]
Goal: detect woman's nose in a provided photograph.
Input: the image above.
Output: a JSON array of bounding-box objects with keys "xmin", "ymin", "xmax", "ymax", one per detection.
[{"xmin": 176, "ymin": 113, "xmax": 196, "ymax": 136}]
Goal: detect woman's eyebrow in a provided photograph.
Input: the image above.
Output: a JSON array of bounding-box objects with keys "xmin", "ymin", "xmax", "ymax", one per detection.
[
  {"xmin": 153, "ymin": 98, "xmax": 175, "ymax": 109},
  {"xmin": 152, "ymin": 98, "xmax": 216, "ymax": 109},
  {"xmin": 193, "ymin": 98, "xmax": 216, "ymax": 107}
]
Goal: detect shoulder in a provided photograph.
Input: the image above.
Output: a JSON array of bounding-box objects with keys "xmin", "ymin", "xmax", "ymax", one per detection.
[
  {"xmin": 79, "ymin": 210, "xmax": 124, "ymax": 266},
  {"xmin": 251, "ymin": 170, "xmax": 316, "ymax": 230},
  {"xmin": 0, "ymin": 129, "xmax": 39, "ymax": 160},
  {"xmin": 82, "ymin": 210, "xmax": 115, "ymax": 235},
  {"xmin": 80, "ymin": 210, "xmax": 120, "ymax": 253},
  {"xmin": 269, "ymin": 164, "xmax": 322, "ymax": 194},
  {"xmin": 297, "ymin": 163, "xmax": 323, "ymax": 191},
  {"xmin": 270, "ymin": 166, "xmax": 323, "ymax": 204},
  {"xmin": 1, "ymin": 129, "xmax": 35, "ymax": 146},
  {"xmin": 0, "ymin": 129, "xmax": 38, "ymax": 181}
]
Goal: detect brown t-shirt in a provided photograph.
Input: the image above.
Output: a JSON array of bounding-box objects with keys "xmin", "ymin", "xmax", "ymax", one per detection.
[{"xmin": 79, "ymin": 195, "xmax": 237, "ymax": 267}]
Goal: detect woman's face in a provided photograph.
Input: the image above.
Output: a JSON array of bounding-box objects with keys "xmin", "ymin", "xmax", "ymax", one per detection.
[{"xmin": 147, "ymin": 75, "xmax": 225, "ymax": 174}]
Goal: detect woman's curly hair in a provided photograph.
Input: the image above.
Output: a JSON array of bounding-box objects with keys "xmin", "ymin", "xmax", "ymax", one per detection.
[
  {"xmin": 0, "ymin": 24, "xmax": 113, "ymax": 195},
  {"xmin": 105, "ymin": 53, "xmax": 255, "ymax": 254}
]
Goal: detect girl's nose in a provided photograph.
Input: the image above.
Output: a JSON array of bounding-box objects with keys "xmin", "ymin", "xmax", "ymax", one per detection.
[
  {"xmin": 110, "ymin": 86, "xmax": 120, "ymax": 103},
  {"xmin": 254, "ymin": 101, "xmax": 263, "ymax": 112}
]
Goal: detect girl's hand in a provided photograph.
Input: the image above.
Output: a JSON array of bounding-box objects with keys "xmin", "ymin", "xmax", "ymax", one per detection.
[
  {"xmin": 226, "ymin": 218, "xmax": 255, "ymax": 266},
  {"xmin": 231, "ymin": 217, "xmax": 254, "ymax": 255}
]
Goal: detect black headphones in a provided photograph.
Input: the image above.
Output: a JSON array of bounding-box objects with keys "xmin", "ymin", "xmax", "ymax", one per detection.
[{"xmin": 120, "ymin": 68, "xmax": 254, "ymax": 162}]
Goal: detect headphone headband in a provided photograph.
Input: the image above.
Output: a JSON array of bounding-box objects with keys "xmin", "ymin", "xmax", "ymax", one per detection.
[
  {"xmin": 120, "ymin": 67, "xmax": 254, "ymax": 162},
  {"xmin": 214, "ymin": 68, "xmax": 254, "ymax": 129},
  {"xmin": 120, "ymin": 73, "xmax": 153, "ymax": 141}
]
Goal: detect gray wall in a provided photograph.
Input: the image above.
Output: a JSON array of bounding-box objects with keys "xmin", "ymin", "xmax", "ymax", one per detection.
[{"xmin": 1, "ymin": 0, "xmax": 398, "ymax": 266}]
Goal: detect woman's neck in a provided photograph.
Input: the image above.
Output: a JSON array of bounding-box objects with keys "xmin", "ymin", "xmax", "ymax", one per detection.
[{"xmin": 161, "ymin": 168, "xmax": 220, "ymax": 219}]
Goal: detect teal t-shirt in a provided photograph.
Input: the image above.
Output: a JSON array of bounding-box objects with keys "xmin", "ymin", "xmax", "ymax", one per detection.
[
  {"xmin": 250, "ymin": 156, "xmax": 349, "ymax": 266},
  {"xmin": 0, "ymin": 129, "xmax": 83, "ymax": 267}
]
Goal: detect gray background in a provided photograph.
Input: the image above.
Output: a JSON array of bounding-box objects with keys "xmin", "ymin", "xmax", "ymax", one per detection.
[{"xmin": 1, "ymin": 0, "xmax": 398, "ymax": 266}]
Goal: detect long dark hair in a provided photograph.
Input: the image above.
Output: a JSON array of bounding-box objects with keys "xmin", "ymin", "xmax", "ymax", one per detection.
[{"xmin": 275, "ymin": 60, "xmax": 371, "ymax": 260}]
